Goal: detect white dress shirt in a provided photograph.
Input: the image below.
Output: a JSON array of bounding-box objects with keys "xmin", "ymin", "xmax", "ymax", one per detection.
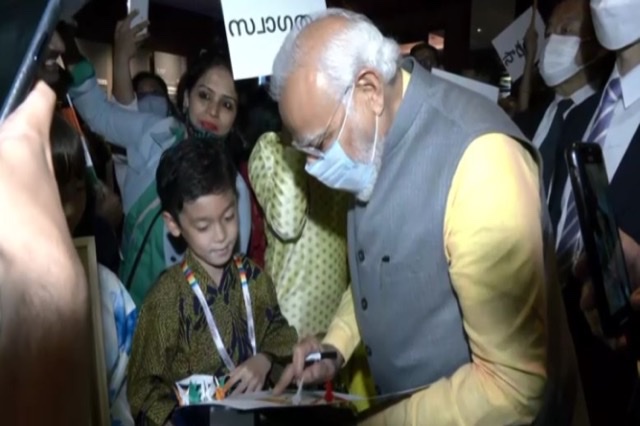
[
  {"xmin": 532, "ymin": 83, "xmax": 597, "ymax": 149},
  {"xmin": 556, "ymin": 62, "xmax": 640, "ymax": 248}
]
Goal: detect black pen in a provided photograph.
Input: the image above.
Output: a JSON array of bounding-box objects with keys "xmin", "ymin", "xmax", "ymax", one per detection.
[
  {"xmin": 304, "ymin": 350, "xmax": 338, "ymax": 366},
  {"xmin": 264, "ymin": 350, "xmax": 339, "ymax": 367}
]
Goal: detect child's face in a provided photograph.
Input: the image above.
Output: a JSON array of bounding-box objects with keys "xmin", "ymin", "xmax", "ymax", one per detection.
[
  {"xmin": 59, "ymin": 178, "xmax": 87, "ymax": 233},
  {"xmin": 165, "ymin": 190, "xmax": 239, "ymax": 268}
]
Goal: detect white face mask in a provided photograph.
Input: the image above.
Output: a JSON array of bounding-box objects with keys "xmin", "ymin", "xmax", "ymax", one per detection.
[
  {"xmin": 591, "ymin": 0, "xmax": 640, "ymax": 50},
  {"xmin": 305, "ymin": 89, "xmax": 379, "ymax": 196},
  {"xmin": 540, "ymin": 34, "xmax": 587, "ymax": 87},
  {"xmin": 137, "ymin": 94, "xmax": 170, "ymax": 117}
]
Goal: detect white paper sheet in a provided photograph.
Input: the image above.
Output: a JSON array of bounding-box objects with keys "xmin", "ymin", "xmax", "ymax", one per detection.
[
  {"xmin": 199, "ymin": 390, "xmax": 362, "ymax": 411},
  {"xmin": 492, "ymin": 7, "xmax": 546, "ymax": 81}
]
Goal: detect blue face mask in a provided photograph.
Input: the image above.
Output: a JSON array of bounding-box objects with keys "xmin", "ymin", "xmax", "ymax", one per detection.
[
  {"xmin": 137, "ymin": 94, "xmax": 170, "ymax": 117},
  {"xmin": 305, "ymin": 90, "xmax": 379, "ymax": 194}
]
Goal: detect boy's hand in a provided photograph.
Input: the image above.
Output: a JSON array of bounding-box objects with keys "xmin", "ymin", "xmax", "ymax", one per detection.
[{"xmin": 225, "ymin": 354, "xmax": 272, "ymax": 396}]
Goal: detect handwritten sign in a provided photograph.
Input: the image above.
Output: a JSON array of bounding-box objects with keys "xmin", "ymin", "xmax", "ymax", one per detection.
[
  {"xmin": 220, "ymin": 0, "xmax": 326, "ymax": 80},
  {"xmin": 431, "ymin": 68, "xmax": 500, "ymax": 103},
  {"xmin": 492, "ymin": 7, "xmax": 546, "ymax": 81}
]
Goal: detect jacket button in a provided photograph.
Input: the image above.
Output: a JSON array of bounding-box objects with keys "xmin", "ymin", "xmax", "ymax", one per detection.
[
  {"xmin": 361, "ymin": 298, "xmax": 368, "ymax": 310},
  {"xmin": 382, "ymin": 255, "xmax": 390, "ymax": 262},
  {"xmin": 357, "ymin": 250, "xmax": 365, "ymax": 262},
  {"xmin": 365, "ymin": 345, "xmax": 372, "ymax": 356}
]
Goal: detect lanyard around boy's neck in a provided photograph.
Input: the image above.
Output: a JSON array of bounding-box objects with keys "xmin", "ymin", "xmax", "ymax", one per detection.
[{"xmin": 182, "ymin": 255, "xmax": 256, "ymax": 372}]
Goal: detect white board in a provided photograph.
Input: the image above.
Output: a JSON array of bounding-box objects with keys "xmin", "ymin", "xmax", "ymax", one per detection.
[
  {"xmin": 492, "ymin": 7, "xmax": 546, "ymax": 81},
  {"xmin": 220, "ymin": 0, "xmax": 327, "ymax": 80},
  {"xmin": 431, "ymin": 68, "xmax": 500, "ymax": 103}
]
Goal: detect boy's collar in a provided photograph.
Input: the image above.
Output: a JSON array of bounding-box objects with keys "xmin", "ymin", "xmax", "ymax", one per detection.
[{"xmin": 184, "ymin": 249, "xmax": 232, "ymax": 287}]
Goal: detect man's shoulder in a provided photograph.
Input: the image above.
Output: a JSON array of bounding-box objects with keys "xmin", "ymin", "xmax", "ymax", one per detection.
[
  {"xmin": 414, "ymin": 74, "xmax": 523, "ymax": 141},
  {"xmin": 465, "ymin": 133, "xmax": 537, "ymax": 167}
]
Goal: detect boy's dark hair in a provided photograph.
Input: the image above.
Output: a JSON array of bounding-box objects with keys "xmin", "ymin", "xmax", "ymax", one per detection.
[
  {"xmin": 50, "ymin": 113, "xmax": 86, "ymax": 186},
  {"xmin": 156, "ymin": 138, "xmax": 238, "ymax": 221}
]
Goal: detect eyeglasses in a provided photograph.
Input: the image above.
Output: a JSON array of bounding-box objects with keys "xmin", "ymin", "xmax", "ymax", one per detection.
[{"xmin": 292, "ymin": 85, "xmax": 353, "ymax": 159}]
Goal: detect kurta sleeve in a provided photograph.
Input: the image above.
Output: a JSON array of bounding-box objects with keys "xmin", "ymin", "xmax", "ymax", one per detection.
[
  {"xmin": 322, "ymin": 286, "xmax": 361, "ymax": 364},
  {"xmin": 248, "ymin": 132, "xmax": 308, "ymax": 241},
  {"xmin": 127, "ymin": 281, "xmax": 180, "ymax": 426}
]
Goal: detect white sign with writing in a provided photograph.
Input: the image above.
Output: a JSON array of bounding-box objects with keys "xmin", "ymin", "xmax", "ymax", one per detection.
[
  {"xmin": 220, "ymin": 0, "xmax": 327, "ymax": 80},
  {"xmin": 492, "ymin": 7, "xmax": 546, "ymax": 81},
  {"xmin": 431, "ymin": 68, "xmax": 500, "ymax": 103}
]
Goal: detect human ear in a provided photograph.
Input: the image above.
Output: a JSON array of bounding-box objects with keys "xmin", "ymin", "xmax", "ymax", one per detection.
[{"xmin": 163, "ymin": 211, "xmax": 182, "ymax": 238}]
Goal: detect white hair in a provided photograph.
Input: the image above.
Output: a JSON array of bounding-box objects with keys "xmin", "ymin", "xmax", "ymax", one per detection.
[{"xmin": 270, "ymin": 8, "xmax": 401, "ymax": 102}]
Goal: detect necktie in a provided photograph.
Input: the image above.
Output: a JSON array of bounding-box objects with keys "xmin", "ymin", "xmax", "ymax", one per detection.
[
  {"xmin": 556, "ymin": 78, "xmax": 622, "ymax": 276},
  {"xmin": 540, "ymin": 98, "xmax": 574, "ymax": 190}
]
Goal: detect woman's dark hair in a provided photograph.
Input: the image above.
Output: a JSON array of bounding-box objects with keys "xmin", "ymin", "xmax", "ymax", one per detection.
[
  {"xmin": 156, "ymin": 137, "xmax": 238, "ymax": 221},
  {"xmin": 49, "ymin": 114, "xmax": 96, "ymax": 237},
  {"xmin": 176, "ymin": 51, "xmax": 234, "ymax": 114},
  {"xmin": 176, "ymin": 50, "xmax": 252, "ymax": 165},
  {"xmin": 50, "ymin": 113, "xmax": 86, "ymax": 187},
  {"xmin": 132, "ymin": 71, "xmax": 169, "ymax": 96},
  {"xmin": 132, "ymin": 71, "xmax": 179, "ymax": 118}
]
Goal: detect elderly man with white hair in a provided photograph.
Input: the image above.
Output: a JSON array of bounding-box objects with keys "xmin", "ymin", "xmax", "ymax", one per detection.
[{"xmin": 271, "ymin": 8, "xmax": 588, "ymax": 426}]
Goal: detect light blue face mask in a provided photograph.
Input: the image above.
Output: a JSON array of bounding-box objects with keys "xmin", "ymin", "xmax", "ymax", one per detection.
[
  {"xmin": 137, "ymin": 94, "xmax": 170, "ymax": 117},
  {"xmin": 305, "ymin": 90, "xmax": 379, "ymax": 194}
]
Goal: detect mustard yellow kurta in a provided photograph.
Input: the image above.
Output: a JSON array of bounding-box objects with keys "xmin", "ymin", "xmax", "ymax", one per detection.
[{"xmin": 248, "ymin": 132, "xmax": 350, "ymax": 338}]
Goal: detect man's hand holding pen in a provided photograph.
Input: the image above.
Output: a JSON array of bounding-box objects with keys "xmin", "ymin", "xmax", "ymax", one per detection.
[{"xmin": 273, "ymin": 337, "xmax": 343, "ymax": 394}]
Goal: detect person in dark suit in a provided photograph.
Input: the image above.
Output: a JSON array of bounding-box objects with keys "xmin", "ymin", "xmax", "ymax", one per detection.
[
  {"xmin": 559, "ymin": 1, "xmax": 640, "ymax": 423},
  {"xmin": 409, "ymin": 42, "xmax": 441, "ymax": 71},
  {"xmin": 514, "ymin": 0, "xmax": 612, "ymax": 194}
]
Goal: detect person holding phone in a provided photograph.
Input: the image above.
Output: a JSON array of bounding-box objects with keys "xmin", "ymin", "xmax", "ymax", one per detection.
[
  {"xmin": 578, "ymin": 229, "xmax": 640, "ymax": 341},
  {"xmin": 59, "ymin": 25, "xmax": 252, "ymax": 307},
  {"xmin": 111, "ymin": 11, "xmax": 172, "ymax": 117}
]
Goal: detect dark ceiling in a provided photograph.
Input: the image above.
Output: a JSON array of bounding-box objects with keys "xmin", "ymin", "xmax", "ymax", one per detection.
[
  {"xmin": 74, "ymin": 0, "xmax": 541, "ymax": 75},
  {"xmin": 149, "ymin": 0, "xmax": 516, "ymax": 49},
  {"xmin": 151, "ymin": 0, "xmax": 448, "ymax": 42}
]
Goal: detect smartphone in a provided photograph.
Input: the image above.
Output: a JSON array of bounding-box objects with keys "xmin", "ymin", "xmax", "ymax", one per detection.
[
  {"xmin": 0, "ymin": 0, "xmax": 60, "ymax": 121},
  {"xmin": 566, "ymin": 142, "xmax": 633, "ymax": 337},
  {"xmin": 127, "ymin": 0, "xmax": 149, "ymax": 34}
]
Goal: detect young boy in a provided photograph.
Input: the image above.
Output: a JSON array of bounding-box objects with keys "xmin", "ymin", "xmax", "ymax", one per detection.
[{"xmin": 128, "ymin": 139, "xmax": 298, "ymax": 426}]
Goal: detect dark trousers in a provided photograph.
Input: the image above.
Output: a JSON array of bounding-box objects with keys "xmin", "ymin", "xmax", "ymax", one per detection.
[{"xmin": 563, "ymin": 282, "xmax": 638, "ymax": 425}]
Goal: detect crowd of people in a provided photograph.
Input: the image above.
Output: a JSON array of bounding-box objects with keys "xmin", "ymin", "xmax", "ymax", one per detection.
[{"xmin": 2, "ymin": 0, "xmax": 640, "ymax": 425}]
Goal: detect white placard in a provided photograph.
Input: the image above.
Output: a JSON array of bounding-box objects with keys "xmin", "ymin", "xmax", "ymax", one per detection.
[
  {"xmin": 492, "ymin": 7, "xmax": 546, "ymax": 81},
  {"xmin": 220, "ymin": 0, "xmax": 327, "ymax": 80},
  {"xmin": 431, "ymin": 68, "xmax": 500, "ymax": 103}
]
